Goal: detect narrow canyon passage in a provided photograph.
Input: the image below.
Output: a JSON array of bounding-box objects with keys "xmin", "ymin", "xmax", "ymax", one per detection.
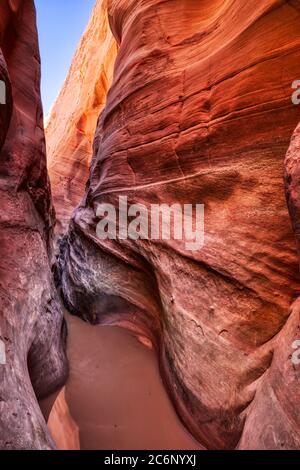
[
  {"xmin": 3, "ymin": 0, "xmax": 300, "ymax": 451},
  {"xmin": 48, "ymin": 313, "xmax": 200, "ymax": 450}
]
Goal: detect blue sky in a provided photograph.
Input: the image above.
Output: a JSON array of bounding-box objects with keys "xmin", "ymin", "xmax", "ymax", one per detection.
[{"xmin": 35, "ymin": 0, "xmax": 95, "ymax": 116}]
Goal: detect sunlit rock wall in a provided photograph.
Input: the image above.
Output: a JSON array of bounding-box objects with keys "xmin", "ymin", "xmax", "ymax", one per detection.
[
  {"xmin": 59, "ymin": 0, "xmax": 300, "ymax": 449},
  {"xmin": 46, "ymin": 0, "xmax": 117, "ymax": 235}
]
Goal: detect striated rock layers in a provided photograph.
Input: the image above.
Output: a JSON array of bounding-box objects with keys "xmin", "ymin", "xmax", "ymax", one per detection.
[
  {"xmin": 46, "ymin": 0, "xmax": 117, "ymax": 235},
  {"xmin": 59, "ymin": 0, "xmax": 300, "ymax": 449},
  {"xmin": 0, "ymin": 0, "xmax": 67, "ymax": 449}
]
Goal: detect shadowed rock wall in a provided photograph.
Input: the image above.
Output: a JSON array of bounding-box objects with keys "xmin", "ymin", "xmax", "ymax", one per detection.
[{"xmin": 0, "ymin": 0, "xmax": 67, "ymax": 449}]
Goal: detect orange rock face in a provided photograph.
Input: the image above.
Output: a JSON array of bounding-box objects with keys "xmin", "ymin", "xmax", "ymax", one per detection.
[
  {"xmin": 58, "ymin": 0, "xmax": 300, "ymax": 449},
  {"xmin": 0, "ymin": 0, "xmax": 67, "ymax": 449},
  {"xmin": 48, "ymin": 388, "xmax": 80, "ymax": 450},
  {"xmin": 46, "ymin": 0, "xmax": 117, "ymax": 235}
]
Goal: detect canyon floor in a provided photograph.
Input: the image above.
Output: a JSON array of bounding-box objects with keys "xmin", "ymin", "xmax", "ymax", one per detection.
[{"xmin": 48, "ymin": 313, "xmax": 200, "ymax": 450}]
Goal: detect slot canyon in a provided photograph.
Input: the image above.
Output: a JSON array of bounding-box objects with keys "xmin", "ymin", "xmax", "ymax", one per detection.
[{"xmin": 1, "ymin": 0, "xmax": 300, "ymax": 450}]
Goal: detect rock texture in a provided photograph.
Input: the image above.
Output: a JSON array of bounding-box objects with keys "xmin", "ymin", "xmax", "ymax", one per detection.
[
  {"xmin": 48, "ymin": 387, "xmax": 80, "ymax": 450},
  {"xmin": 286, "ymin": 122, "xmax": 300, "ymax": 260},
  {"xmin": 59, "ymin": 0, "xmax": 300, "ymax": 449},
  {"xmin": 0, "ymin": 0, "xmax": 67, "ymax": 449},
  {"xmin": 46, "ymin": 0, "xmax": 117, "ymax": 235}
]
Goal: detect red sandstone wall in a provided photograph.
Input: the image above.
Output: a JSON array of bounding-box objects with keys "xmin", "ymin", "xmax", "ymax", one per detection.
[
  {"xmin": 2, "ymin": 0, "xmax": 300, "ymax": 451},
  {"xmin": 59, "ymin": 0, "xmax": 300, "ymax": 449},
  {"xmin": 0, "ymin": 0, "xmax": 67, "ymax": 449}
]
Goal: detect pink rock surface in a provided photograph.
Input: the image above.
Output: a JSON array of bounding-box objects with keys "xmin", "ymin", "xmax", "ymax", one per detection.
[
  {"xmin": 59, "ymin": 0, "xmax": 300, "ymax": 449},
  {"xmin": 0, "ymin": 0, "xmax": 67, "ymax": 449}
]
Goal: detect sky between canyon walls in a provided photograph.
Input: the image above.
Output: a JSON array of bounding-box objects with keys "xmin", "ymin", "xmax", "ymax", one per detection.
[{"xmin": 35, "ymin": 0, "xmax": 95, "ymax": 116}]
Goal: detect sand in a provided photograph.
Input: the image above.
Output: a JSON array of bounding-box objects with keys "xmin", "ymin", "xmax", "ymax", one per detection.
[{"xmin": 47, "ymin": 313, "xmax": 201, "ymax": 450}]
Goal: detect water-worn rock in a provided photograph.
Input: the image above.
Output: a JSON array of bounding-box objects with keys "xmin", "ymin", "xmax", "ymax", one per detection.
[
  {"xmin": 60, "ymin": 0, "xmax": 300, "ymax": 449},
  {"xmin": 0, "ymin": 0, "xmax": 67, "ymax": 449}
]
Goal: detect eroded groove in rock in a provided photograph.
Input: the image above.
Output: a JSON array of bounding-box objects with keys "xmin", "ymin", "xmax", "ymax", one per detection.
[
  {"xmin": 46, "ymin": 0, "xmax": 118, "ymax": 236},
  {"xmin": 0, "ymin": 0, "xmax": 67, "ymax": 450},
  {"xmin": 59, "ymin": 0, "xmax": 300, "ymax": 449}
]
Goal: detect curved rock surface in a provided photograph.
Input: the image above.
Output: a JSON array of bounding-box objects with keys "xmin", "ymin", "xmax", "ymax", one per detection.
[
  {"xmin": 46, "ymin": 0, "xmax": 117, "ymax": 235},
  {"xmin": 48, "ymin": 387, "xmax": 80, "ymax": 450},
  {"xmin": 0, "ymin": 0, "xmax": 67, "ymax": 449},
  {"xmin": 59, "ymin": 0, "xmax": 300, "ymax": 449}
]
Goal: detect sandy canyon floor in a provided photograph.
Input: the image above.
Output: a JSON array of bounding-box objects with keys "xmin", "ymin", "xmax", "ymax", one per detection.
[{"xmin": 45, "ymin": 313, "xmax": 200, "ymax": 450}]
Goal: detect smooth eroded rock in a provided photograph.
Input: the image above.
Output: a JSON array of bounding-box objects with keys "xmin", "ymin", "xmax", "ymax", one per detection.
[
  {"xmin": 59, "ymin": 0, "xmax": 300, "ymax": 449},
  {"xmin": 0, "ymin": 0, "xmax": 67, "ymax": 449}
]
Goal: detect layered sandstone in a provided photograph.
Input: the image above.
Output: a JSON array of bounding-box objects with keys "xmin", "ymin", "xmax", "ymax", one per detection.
[
  {"xmin": 59, "ymin": 0, "xmax": 300, "ymax": 449},
  {"xmin": 46, "ymin": 0, "xmax": 117, "ymax": 235},
  {"xmin": 0, "ymin": 0, "xmax": 67, "ymax": 449}
]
